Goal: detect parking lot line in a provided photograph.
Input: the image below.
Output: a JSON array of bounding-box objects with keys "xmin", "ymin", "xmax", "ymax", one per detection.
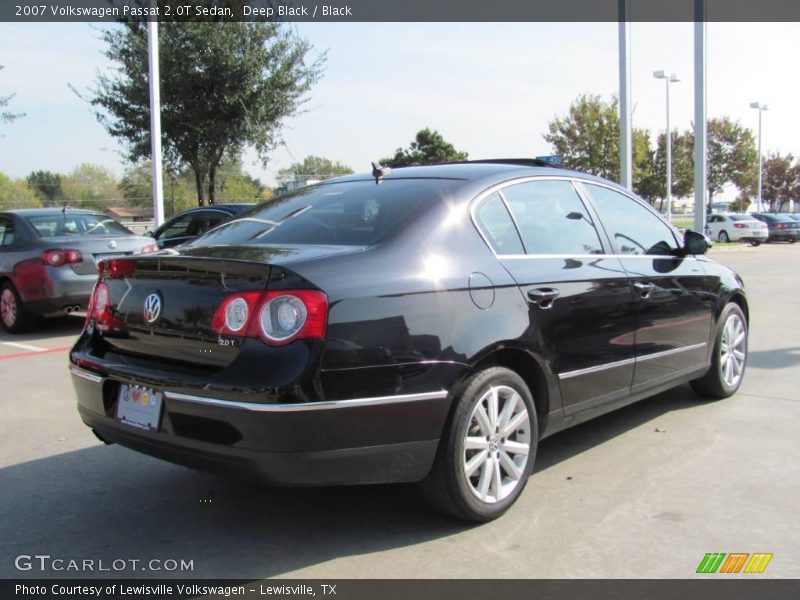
[
  {"xmin": 0, "ymin": 345, "xmax": 72, "ymax": 361},
  {"xmin": 1, "ymin": 341, "xmax": 48, "ymax": 352}
]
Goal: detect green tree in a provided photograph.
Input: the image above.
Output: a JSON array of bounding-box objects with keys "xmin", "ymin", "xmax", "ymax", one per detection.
[
  {"xmin": 276, "ymin": 155, "xmax": 353, "ymax": 185},
  {"xmin": 381, "ymin": 128, "xmax": 468, "ymax": 167},
  {"xmin": 61, "ymin": 163, "xmax": 123, "ymax": 210},
  {"xmin": 649, "ymin": 129, "xmax": 695, "ymax": 209},
  {"xmin": 760, "ymin": 152, "xmax": 800, "ymax": 213},
  {"xmin": 544, "ymin": 94, "xmax": 655, "ymax": 199},
  {"xmin": 86, "ymin": 20, "xmax": 325, "ymax": 205},
  {"xmin": 1, "ymin": 65, "xmax": 24, "ymax": 129},
  {"xmin": 706, "ymin": 116, "xmax": 757, "ymax": 210},
  {"xmin": 26, "ymin": 170, "xmax": 63, "ymax": 204},
  {"xmin": 215, "ymin": 156, "xmax": 264, "ymax": 201},
  {"xmin": 0, "ymin": 172, "xmax": 41, "ymax": 208}
]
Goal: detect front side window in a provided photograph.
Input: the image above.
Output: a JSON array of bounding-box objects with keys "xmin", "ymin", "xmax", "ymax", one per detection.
[
  {"xmin": 157, "ymin": 214, "xmax": 194, "ymax": 241},
  {"xmin": 501, "ymin": 180, "xmax": 604, "ymax": 255},
  {"xmin": 583, "ymin": 184, "xmax": 680, "ymax": 256}
]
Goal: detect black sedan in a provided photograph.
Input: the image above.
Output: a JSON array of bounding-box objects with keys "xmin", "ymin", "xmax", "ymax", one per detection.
[
  {"xmin": 147, "ymin": 204, "xmax": 253, "ymax": 249},
  {"xmin": 69, "ymin": 160, "xmax": 749, "ymax": 521},
  {"xmin": 1, "ymin": 208, "xmax": 156, "ymax": 333},
  {"xmin": 751, "ymin": 213, "xmax": 800, "ymax": 243}
]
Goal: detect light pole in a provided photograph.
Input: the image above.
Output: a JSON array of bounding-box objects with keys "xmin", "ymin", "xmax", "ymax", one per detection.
[
  {"xmin": 750, "ymin": 102, "xmax": 768, "ymax": 213},
  {"xmin": 654, "ymin": 70, "xmax": 680, "ymax": 221}
]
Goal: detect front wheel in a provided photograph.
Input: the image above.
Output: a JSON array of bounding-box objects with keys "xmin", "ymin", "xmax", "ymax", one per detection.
[
  {"xmin": 691, "ymin": 303, "xmax": 748, "ymax": 399},
  {"xmin": 419, "ymin": 367, "xmax": 538, "ymax": 522}
]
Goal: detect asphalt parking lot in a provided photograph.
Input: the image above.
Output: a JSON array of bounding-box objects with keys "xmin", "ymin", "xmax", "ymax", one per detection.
[{"xmin": 1, "ymin": 243, "xmax": 799, "ymax": 579}]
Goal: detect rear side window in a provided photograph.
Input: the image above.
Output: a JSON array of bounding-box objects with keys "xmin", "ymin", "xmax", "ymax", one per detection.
[
  {"xmin": 475, "ymin": 193, "xmax": 524, "ymax": 254},
  {"xmin": 583, "ymin": 184, "xmax": 679, "ymax": 256},
  {"xmin": 501, "ymin": 180, "xmax": 604, "ymax": 255},
  {"xmin": 192, "ymin": 179, "xmax": 462, "ymax": 247},
  {"xmin": 0, "ymin": 218, "xmax": 15, "ymax": 245},
  {"xmin": 26, "ymin": 213, "xmax": 131, "ymax": 237}
]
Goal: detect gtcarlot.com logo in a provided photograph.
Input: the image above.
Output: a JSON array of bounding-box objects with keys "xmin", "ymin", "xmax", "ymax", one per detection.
[
  {"xmin": 14, "ymin": 554, "xmax": 194, "ymax": 573},
  {"xmin": 696, "ymin": 552, "xmax": 773, "ymax": 574}
]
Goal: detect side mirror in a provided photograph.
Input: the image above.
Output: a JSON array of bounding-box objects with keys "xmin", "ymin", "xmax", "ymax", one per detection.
[
  {"xmin": 143, "ymin": 231, "xmax": 154, "ymax": 238},
  {"xmin": 683, "ymin": 229, "xmax": 710, "ymax": 255}
]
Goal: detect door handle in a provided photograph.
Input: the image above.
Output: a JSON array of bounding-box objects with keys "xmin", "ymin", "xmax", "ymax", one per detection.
[
  {"xmin": 633, "ymin": 281, "xmax": 654, "ymax": 299},
  {"xmin": 527, "ymin": 288, "xmax": 560, "ymax": 309}
]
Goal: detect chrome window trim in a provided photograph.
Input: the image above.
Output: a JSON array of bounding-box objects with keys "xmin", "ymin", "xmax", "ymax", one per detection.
[
  {"xmin": 69, "ymin": 366, "xmax": 104, "ymax": 384},
  {"xmin": 163, "ymin": 390, "xmax": 449, "ymax": 412},
  {"xmin": 558, "ymin": 342, "xmax": 707, "ymax": 380}
]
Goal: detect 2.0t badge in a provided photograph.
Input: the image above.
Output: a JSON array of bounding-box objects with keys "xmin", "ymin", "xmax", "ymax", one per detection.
[{"xmin": 143, "ymin": 292, "xmax": 162, "ymax": 325}]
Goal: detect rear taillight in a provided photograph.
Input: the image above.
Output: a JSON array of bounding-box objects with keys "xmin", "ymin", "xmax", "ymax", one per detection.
[
  {"xmin": 86, "ymin": 281, "xmax": 127, "ymax": 333},
  {"xmin": 42, "ymin": 249, "xmax": 82, "ymax": 267},
  {"xmin": 211, "ymin": 289, "xmax": 328, "ymax": 346},
  {"xmin": 776, "ymin": 223, "xmax": 787, "ymax": 229},
  {"xmin": 733, "ymin": 223, "xmax": 747, "ymax": 229},
  {"xmin": 101, "ymin": 259, "xmax": 137, "ymax": 279}
]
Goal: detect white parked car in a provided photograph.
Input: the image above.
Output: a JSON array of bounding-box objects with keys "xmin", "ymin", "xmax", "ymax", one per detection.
[{"xmin": 706, "ymin": 213, "xmax": 768, "ymax": 246}]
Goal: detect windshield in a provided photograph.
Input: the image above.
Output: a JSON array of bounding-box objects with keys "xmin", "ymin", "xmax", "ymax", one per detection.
[
  {"xmin": 26, "ymin": 213, "xmax": 132, "ymax": 237},
  {"xmin": 190, "ymin": 178, "xmax": 463, "ymax": 247}
]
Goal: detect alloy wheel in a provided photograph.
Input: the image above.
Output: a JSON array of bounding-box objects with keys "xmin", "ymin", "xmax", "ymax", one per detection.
[
  {"xmin": 1, "ymin": 288, "xmax": 17, "ymax": 328},
  {"xmin": 719, "ymin": 313, "xmax": 746, "ymax": 388},
  {"xmin": 463, "ymin": 385, "xmax": 531, "ymax": 504}
]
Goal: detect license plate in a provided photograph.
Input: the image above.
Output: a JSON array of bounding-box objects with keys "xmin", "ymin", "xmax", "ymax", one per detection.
[{"xmin": 116, "ymin": 384, "xmax": 163, "ymax": 431}]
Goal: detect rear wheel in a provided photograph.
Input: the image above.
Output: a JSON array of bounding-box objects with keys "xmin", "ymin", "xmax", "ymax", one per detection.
[
  {"xmin": 718, "ymin": 231, "xmax": 730, "ymax": 243},
  {"xmin": 790, "ymin": 239, "xmax": 796, "ymax": 244},
  {"xmin": 419, "ymin": 367, "xmax": 538, "ymax": 522},
  {"xmin": 690, "ymin": 303, "xmax": 748, "ymax": 399},
  {"xmin": 0, "ymin": 281, "xmax": 33, "ymax": 333},
  {"xmin": 749, "ymin": 240, "xmax": 761, "ymax": 247}
]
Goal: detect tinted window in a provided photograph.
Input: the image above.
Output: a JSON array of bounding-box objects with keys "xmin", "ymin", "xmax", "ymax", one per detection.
[
  {"xmin": 158, "ymin": 214, "xmax": 194, "ymax": 241},
  {"xmin": 584, "ymin": 184, "xmax": 679, "ymax": 256},
  {"xmin": 475, "ymin": 193, "xmax": 524, "ymax": 254},
  {"xmin": 192, "ymin": 179, "xmax": 461, "ymax": 247},
  {"xmin": 187, "ymin": 211, "xmax": 228, "ymax": 237},
  {"xmin": 26, "ymin": 213, "xmax": 131, "ymax": 237},
  {"xmin": 728, "ymin": 215, "xmax": 751, "ymax": 222},
  {"xmin": 501, "ymin": 180, "xmax": 603, "ymax": 255},
  {"xmin": 0, "ymin": 218, "xmax": 14, "ymax": 246}
]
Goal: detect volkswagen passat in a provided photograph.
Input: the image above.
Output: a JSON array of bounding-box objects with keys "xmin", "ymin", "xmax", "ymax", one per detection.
[{"xmin": 69, "ymin": 160, "xmax": 749, "ymax": 521}]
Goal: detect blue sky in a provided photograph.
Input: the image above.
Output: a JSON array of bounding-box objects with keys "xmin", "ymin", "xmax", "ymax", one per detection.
[{"xmin": 0, "ymin": 22, "xmax": 797, "ymax": 194}]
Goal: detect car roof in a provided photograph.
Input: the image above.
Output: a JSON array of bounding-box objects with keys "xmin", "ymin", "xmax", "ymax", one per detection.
[
  {"xmin": 4, "ymin": 208, "xmax": 103, "ymax": 216},
  {"xmin": 326, "ymin": 160, "xmax": 616, "ymax": 188}
]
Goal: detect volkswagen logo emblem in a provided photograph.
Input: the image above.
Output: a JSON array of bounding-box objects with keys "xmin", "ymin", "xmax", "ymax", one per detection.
[
  {"xmin": 143, "ymin": 292, "xmax": 162, "ymax": 325},
  {"xmin": 108, "ymin": 240, "xmax": 117, "ymax": 249}
]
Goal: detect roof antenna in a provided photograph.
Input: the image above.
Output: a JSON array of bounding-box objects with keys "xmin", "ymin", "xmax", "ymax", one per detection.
[
  {"xmin": 371, "ymin": 162, "xmax": 391, "ymax": 184},
  {"xmin": 61, "ymin": 203, "xmax": 72, "ymax": 213}
]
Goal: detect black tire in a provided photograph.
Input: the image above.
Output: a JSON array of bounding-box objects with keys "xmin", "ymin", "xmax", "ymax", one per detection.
[
  {"xmin": 718, "ymin": 231, "xmax": 729, "ymax": 243},
  {"xmin": 790, "ymin": 239, "xmax": 796, "ymax": 244},
  {"xmin": 419, "ymin": 366, "xmax": 538, "ymax": 522},
  {"xmin": 0, "ymin": 281, "xmax": 34, "ymax": 334},
  {"xmin": 749, "ymin": 241, "xmax": 761, "ymax": 247},
  {"xmin": 690, "ymin": 303, "xmax": 748, "ymax": 399}
]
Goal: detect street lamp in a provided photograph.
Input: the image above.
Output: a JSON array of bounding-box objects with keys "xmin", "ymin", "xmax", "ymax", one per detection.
[
  {"xmin": 750, "ymin": 102, "xmax": 768, "ymax": 213},
  {"xmin": 654, "ymin": 70, "xmax": 680, "ymax": 221}
]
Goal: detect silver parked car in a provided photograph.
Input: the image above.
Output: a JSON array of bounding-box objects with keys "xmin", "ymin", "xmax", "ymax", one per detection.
[
  {"xmin": 0, "ymin": 208, "xmax": 157, "ymax": 332},
  {"xmin": 706, "ymin": 213, "xmax": 768, "ymax": 245}
]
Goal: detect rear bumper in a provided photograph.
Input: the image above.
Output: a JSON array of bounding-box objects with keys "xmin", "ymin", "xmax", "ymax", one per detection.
[
  {"xmin": 70, "ymin": 365, "xmax": 448, "ymax": 486},
  {"xmin": 23, "ymin": 267, "xmax": 96, "ymax": 316},
  {"xmin": 768, "ymin": 229, "xmax": 800, "ymax": 241}
]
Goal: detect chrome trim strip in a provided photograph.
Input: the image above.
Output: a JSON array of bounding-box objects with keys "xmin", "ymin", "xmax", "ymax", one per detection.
[
  {"xmin": 69, "ymin": 366, "xmax": 104, "ymax": 384},
  {"xmin": 636, "ymin": 342, "xmax": 707, "ymax": 363},
  {"xmin": 163, "ymin": 390, "xmax": 449, "ymax": 412},
  {"xmin": 559, "ymin": 358, "xmax": 636, "ymax": 380},
  {"xmin": 558, "ymin": 342, "xmax": 708, "ymax": 380}
]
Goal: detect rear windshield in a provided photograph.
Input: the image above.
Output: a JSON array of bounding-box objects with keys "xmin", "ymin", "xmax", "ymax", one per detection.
[
  {"xmin": 728, "ymin": 214, "xmax": 754, "ymax": 221},
  {"xmin": 26, "ymin": 213, "xmax": 131, "ymax": 237},
  {"xmin": 190, "ymin": 179, "xmax": 462, "ymax": 247}
]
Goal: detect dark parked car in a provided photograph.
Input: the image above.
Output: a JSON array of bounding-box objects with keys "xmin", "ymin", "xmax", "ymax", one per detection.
[
  {"xmin": 148, "ymin": 204, "xmax": 253, "ymax": 249},
  {"xmin": 69, "ymin": 161, "xmax": 749, "ymax": 521},
  {"xmin": 0, "ymin": 208, "xmax": 156, "ymax": 333},
  {"xmin": 751, "ymin": 213, "xmax": 800, "ymax": 243}
]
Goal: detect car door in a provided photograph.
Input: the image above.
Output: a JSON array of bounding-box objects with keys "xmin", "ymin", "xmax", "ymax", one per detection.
[
  {"xmin": 475, "ymin": 178, "xmax": 637, "ymax": 414},
  {"xmin": 578, "ymin": 182, "xmax": 714, "ymax": 392},
  {"xmin": 706, "ymin": 214, "xmax": 722, "ymax": 240}
]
